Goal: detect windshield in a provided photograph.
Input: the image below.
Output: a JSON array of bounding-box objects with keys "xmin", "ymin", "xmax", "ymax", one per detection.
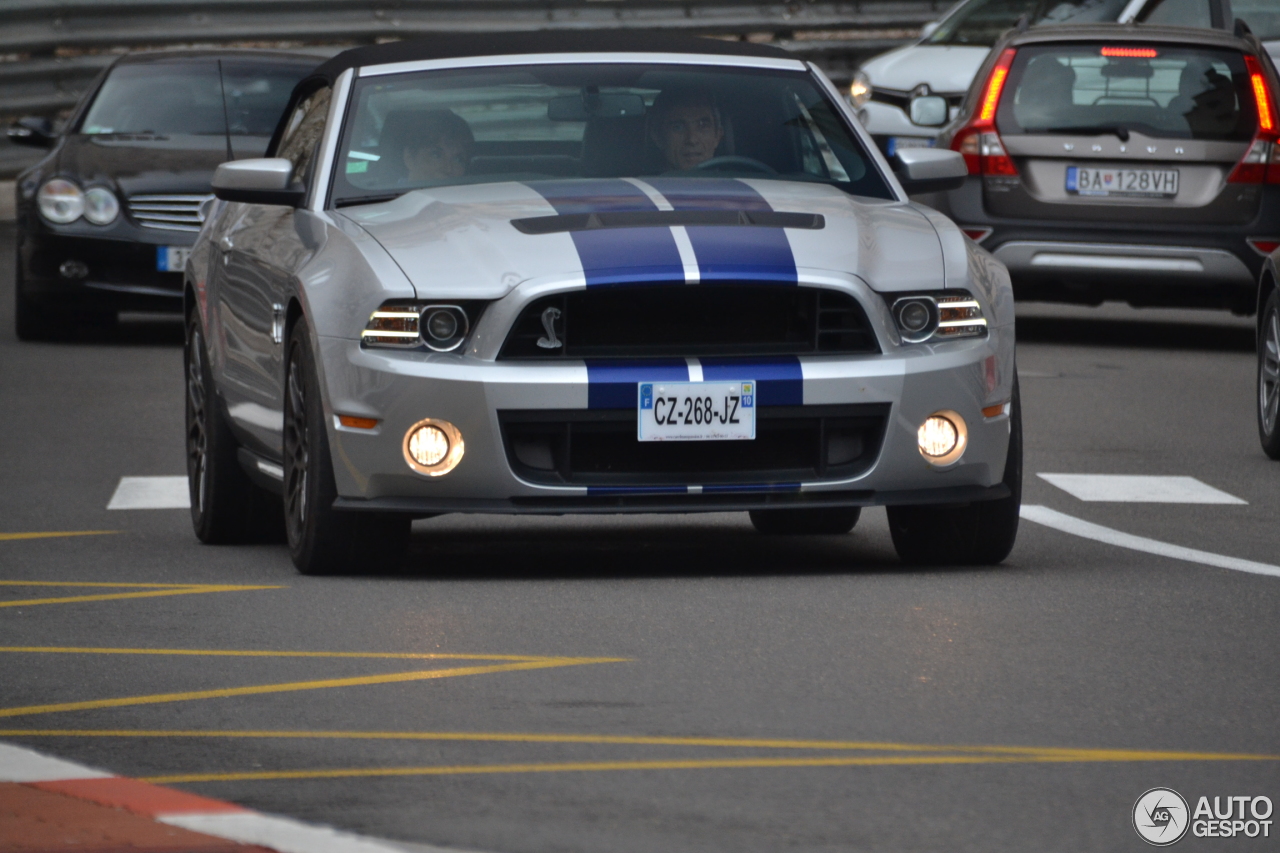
[
  {"xmin": 332, "ymin": 63, "xmax": 892, "ymax": 205},
  {"xmin": 926, "ymin": 0, "xmax": 1130, "ymax": 47},
  {"xmin": 999, "ymin": 44, "xmax": 1256, "ymax": 141},
  {"xmin": 80, "ymin": 59, "xmax": 312, "ymax": 137}
]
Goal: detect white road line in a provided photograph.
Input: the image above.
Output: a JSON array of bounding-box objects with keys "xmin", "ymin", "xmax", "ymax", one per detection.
[
  {"xmin": 1020, "ymin": 505, "xmax": 1280, "ymax": 579},
  {"xmin": 0, "ymin": 742, "xmax": 112, "ymax": 782},
  {"xmin": 107, "ymin": 476, "xmax": 190, "ymax": 510},
  {"xmin": 1037, "ymin": 474, "xmax": 1246, "ymax": 504},
  {"xmin": 161, "ymin": 813, "xmax": 417, "ymax": 853}
]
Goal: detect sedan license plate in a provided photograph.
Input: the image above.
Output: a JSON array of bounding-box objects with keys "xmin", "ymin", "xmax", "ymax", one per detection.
[
  {"xmin": 638, "ymin": 380, "xmax": 755, "ymax": 442},
  {"xmin": 1066, "ymin": 166, "xmax": 1178, "ymax": 198},
  {"xmin": 157, "ymin": 246, "xmax": 190, "ymax": 272},
  {"xmin": 887, "ymin": 136, "xmax": 935, "ymax": 157}
]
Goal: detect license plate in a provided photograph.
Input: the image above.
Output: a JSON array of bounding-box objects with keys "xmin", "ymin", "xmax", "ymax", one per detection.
[
  {"xmin": 887, "ymin": 136, "xmax": 935, "ymax": 157},
  {"xmin": 638, "ymin": 380, "xmax": 755, "ymax": 442},
  {"xmin": 157, "ymin": 246, "xmax": 190, "ymax": 272},
  {"xmin": 1066, "ymin": 166, "xmax": 1179, "ymax": 197}
]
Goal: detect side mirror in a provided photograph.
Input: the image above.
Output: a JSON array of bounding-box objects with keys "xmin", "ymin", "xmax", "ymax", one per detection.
[
  {"xmin": 212, "ymin": 158, "xmax": 304, "ymax": 206},
  {"xmin": 892, "ymin": 148, "xmax": 967, "ymax": 194},
  {"xmin": 7, "ymin": 116, "xmax": 56, "ymax": 149},
  {"xmin": 920, "ymin": 21, "xmax": 940, "ymax": 38},
  {"xmin": 909, "ymin": 95, "xmax": 949, "ymax": 127}
]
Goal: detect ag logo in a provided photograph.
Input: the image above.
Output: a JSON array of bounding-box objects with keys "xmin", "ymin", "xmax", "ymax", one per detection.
[{"xmin": 1134, "ymin": 788, "xmax": 1190, "ymax": 846}]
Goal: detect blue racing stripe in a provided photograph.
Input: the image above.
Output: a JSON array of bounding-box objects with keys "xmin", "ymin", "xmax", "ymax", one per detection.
[
  {"xmin": 586, "ymin": 359, "xmax": 689, "ymax": 409},
  {"xmin": 644, "ymin": 178, "xmax": 797, "ymax": 284},
  {"xmin": 525, "ymin": 180, "xmax": 685, "ymax": 286},
  {"xmin": 700, "ymin": 356, "xmax": 803, "ymax": 407}
]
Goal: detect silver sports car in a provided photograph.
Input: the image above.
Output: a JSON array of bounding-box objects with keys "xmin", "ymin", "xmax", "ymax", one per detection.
[{"xmin": 185, "ymin": 33, "xmax": 1021, "ymax": 574}]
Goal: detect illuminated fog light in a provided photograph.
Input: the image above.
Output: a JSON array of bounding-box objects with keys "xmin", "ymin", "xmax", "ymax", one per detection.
[
  {"xmin": 403, "ymin": 418, "xmax": 464, "ymax": 476},
  {"xmin": 918, "ymin": 410, "xmax": 968, "ymax": 466}
]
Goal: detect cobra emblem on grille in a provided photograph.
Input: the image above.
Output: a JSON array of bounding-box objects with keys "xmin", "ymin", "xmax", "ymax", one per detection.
[{"xmin": 536, "ymin": 306, "xmax": 562, "ymax": 349}]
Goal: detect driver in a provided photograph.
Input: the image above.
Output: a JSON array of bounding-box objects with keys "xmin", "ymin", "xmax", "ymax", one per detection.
[{"xmin": 648, "ymin": 88, "xmax": 724, "ymax": 170}]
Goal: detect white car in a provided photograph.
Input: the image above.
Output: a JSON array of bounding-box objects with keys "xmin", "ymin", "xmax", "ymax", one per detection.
[{"xmin": 852, "ymin": 0, "xmax": 1277, "ymax": 155}]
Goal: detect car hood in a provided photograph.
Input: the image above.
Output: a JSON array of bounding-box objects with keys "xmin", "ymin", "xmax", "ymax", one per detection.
[
  {"xmin": 860, "ymin": 44, "xmax": 992, "ymax": 94},
  {"xmin": 55, "ymin": 133, "xmax": 271, "ymax": 196},
  {"xmin": 339, "ymin": 178, "xmax": 947, "ymax": 299}
]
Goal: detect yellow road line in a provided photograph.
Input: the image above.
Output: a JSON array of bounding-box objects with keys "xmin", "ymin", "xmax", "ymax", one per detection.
[
  {"xmin": 2, "ymin": 729, "xmax": 1273, "ymax": 764},
  {"xmin": 0, "ymin": 647, "xmax": 550, "ymax": 661},
  {"xmin": 0, "ymin": 581, "xmax": 218, "ymax": 588},
  {"xmin": 0, "ymin": 531, "xmax": 118, "ymax": 542},
  {"xmin": 0, "ymin": 585, "xmax": 281, "ymax": 609},
  {"xmin": 0, "ymin": 658, "xmax": 626, "ymax": 720},
  {"xmin": 140, "ymin": 746, "xmax": 1280, "ymax": 784}
]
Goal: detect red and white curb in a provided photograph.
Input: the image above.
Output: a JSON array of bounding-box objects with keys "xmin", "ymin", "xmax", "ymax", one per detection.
[{"xmin": 0, "ymin": 740, "xmax": 470, "ymax": 853}]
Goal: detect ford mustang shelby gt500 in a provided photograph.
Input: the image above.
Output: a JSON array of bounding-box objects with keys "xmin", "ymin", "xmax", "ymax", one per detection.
[{"xmin": 185, "ymin": 32, "xmax": 1021, "ymax": 574}]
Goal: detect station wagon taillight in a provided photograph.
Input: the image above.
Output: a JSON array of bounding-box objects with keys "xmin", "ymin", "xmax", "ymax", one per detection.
[
  {"xmin": 1228, "ymin": 55, "xmax": 1280, "ymax": 184},
  {"xmin": 951, "ymin": 48, "xmax": 1018, "ymax": 177}
]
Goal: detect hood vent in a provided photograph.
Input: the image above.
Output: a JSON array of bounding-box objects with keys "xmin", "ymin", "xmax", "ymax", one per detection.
[{"xmin": 512, "ymin": 209, "xmax": 823, "ymax": 235}]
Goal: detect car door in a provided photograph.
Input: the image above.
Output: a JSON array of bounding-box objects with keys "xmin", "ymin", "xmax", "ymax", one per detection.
[{"xmin": 217, "ymin": 86, "xmax": 331, "ymax": 457}]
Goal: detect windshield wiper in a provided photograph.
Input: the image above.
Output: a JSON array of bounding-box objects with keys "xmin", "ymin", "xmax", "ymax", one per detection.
[
  {"xmin": 1043, "ymin": 125, "xmax": 1130, "ymax": 142},
  {"xmin": 334, "ymin": 192, "xmax": 405, "ymax": 208}
]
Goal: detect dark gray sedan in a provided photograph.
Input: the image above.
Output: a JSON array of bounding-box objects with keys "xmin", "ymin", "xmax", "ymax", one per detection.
[{"xmin": 929, "ymin": 22, "xmax": 1280, "ymax": 314}]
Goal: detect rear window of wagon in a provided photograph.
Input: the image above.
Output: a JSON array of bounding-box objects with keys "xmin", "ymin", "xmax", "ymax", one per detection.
[{"xmin": 996, "ymin": 43, "xmax": 1258, "ymax": 141}]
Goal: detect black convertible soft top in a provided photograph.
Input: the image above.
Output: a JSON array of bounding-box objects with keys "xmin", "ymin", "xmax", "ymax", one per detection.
[
  {"xmin": 310, "ymin": 31, "xmax": 794, "ymax": 82},
  {"xmin": 270, "ymin": 30, "xmax": 799, "ymax": 155}
]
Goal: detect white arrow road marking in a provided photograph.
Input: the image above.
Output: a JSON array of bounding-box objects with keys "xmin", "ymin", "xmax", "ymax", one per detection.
[
  {"xmin": 1020, "ymin": 505, "xmax": 1280, "ymax": 579},
  {"xmin": 107, "ymin": 476, "xmax": 190, "ymax": 510},
  {"xmin": 1037, "ymin": 474, "xmax": 1246, "ymax": 504}
]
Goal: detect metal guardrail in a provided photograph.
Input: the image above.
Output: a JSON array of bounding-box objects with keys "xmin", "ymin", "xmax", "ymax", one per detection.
[{"xmin": 0, "ymin": 0, "xmax": 947, "ymax": 175}]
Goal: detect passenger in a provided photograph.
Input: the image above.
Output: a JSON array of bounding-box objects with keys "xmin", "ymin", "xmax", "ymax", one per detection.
[
  {"xmin": 648, "ymin": 88, "xmax": 724, "ymax": 170},
  {"xmin": 379, "ymin": 109, "xmax": 474, "ymax": 184}
]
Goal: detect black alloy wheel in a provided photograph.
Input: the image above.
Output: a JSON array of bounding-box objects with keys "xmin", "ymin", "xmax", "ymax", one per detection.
[
  {"xmin": 283, "ymin": 317, "xmax": 409, "ymax": 575},
  {"xmin": 749, "ymin": 506, "xmax": 861, "ymax": 535},
  {"xmin": 1258, "ymin": 289, "xmax": 1280, "ymax": 459},
  {"xmin": 887, "ymin": 377, "xmax": 1023, "ymax": 566},
  {"xmin": 186, "ymin": 314, "xmax": 281, "ymax": 543}
]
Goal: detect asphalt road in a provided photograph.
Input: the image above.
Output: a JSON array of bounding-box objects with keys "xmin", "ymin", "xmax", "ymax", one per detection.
[{"xmin": 2, "ymin": 220, "xmax": 1278, "ymax": 853}]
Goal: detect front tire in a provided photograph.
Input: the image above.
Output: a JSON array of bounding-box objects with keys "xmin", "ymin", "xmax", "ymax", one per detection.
[
  {"xmin": 186, "ymin": 314, "xmax": 281, "ymax": 543},
  {"xmin": 749, "ymin": 507, "xmax": 860, "ymax": 535},
  {"xmin": 283, "ymin": 317, "xmax": 409, "ymax": 575},
  {"xmin": 887, "ymin": 379, "xmax": 1023, "ymax": 566},
  {"xmin": 1257, "ymin": 289, "xmax": 1280, "ymax": 459}
]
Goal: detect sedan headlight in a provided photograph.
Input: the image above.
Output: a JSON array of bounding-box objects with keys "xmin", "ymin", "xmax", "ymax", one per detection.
[
  {"xmin": 37, "ymin": 179, "xmax": 84, "ymax": 224},
  {"xmin": 889, "ymin": 292, "xmax": 987, "ymax": 343},
  {"xmin": 83, "ymin": 187, "xmax": 120, "ymax": 225},
  {"xmin": 361, "ymin": 301, "xmax": 482, "ymax": 352},
  {"xmin": 849, "ymin": 70, "xmax": 872, "ymax": 108}
]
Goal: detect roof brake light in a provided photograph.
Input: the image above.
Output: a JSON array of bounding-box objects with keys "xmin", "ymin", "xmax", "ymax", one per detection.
[{"xmin": 1100, "ymin": 47, "xmax": 1158, "ymax": 58}]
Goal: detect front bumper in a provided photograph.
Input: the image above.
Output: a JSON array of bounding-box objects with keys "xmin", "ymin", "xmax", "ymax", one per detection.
[
  {"xmin": 17, "ymin": 218, "xmax": 191, "ymax": 313},
  {"xmin": 318, "ymin": 330, "xmax": 1015, "ymax": 514}
]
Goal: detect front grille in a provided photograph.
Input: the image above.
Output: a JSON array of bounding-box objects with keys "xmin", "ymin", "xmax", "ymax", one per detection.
[
  {"xmin": 499, "ymin": 285, "xmax": 879, "ymax": 359},
  {"xmin": 499, "ymin": 404, "xmax": 890, "ymax": 486},
  {"xmin": 127, "ymin": 194, "xmax": 213, "ymax": 232}
]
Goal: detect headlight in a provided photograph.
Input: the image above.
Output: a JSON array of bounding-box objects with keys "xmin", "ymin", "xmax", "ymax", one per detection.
[
  {"xmin": 361, "ymin": 301, "xmax": 480, "ymax": 351},
  {"xmin": 83, "ymin": 187, "xmax": 120, "ymax": 225},
  {"xmin": 889, "ymin": 292, "xmax": 987, "ymax": 344},
  {"xmin": 849, "ymin": 70, "xmax": 872, "ymax": 108},
  {"xmin": 37, "ymin": 179, "xmax": 84, "ymax": 224}
]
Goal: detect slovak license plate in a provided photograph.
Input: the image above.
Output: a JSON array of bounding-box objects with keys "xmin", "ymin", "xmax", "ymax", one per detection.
[
  {"xmin": 157, "ymin": 246, "xmax": 191, "ymax": 272},
  {"xmin": 1066, "ymin": 166, "xmax": 1178, "ymax": 197},
  {"xmin": 638, "ymin": 380, "xmax": 755, "ymax": 442}
]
